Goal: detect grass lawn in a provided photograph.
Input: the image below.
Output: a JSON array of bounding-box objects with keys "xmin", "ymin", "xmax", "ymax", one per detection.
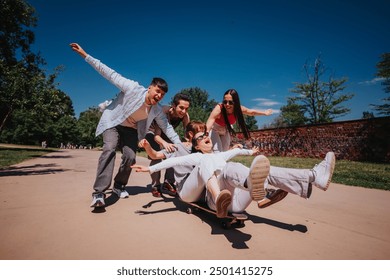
[
  {"xmin": 0, "ymin": 145, "xmax": 55, "ymax": 168},
  {"xmin": 137, "ymin": 151, "xmax": 390, "ymax": 191}
]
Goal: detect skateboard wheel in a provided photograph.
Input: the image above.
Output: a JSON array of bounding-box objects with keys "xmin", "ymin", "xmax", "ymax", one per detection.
[{"xmin": 186, "ymin": 208, "xmax": 193, "ymax": 214}]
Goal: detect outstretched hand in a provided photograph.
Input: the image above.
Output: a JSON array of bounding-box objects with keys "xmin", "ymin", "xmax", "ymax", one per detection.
[
  {"xmin": 263, "ymin": 109, "xmax": 273, "ymax": 116},
  {"xmin": 251, "ymin": 146, "xmax": 260, "ymax": 156},
  {"xmin": 131, "ymin": 164, "xmax": 150, "ymax": 173},
  {"xmin": 69, "ymin": 43, "xmax": 88, "ymax": 58}
]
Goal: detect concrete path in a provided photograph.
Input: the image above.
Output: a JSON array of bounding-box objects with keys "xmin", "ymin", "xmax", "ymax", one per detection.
[{"xmin": 0, "ymin": 148, "xmax": 389, "ymax": 260}]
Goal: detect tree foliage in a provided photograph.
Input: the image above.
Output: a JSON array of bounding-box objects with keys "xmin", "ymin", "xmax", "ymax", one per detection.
[
  {"xmin": 77, "ymin": 107, "xmax": 103, "ymax": 147},
  {"xmin": 371, "ymin": 52, "xmax": 390, "ymax": 116},
  {"xmin": 0, "ymin": 0, "xmax": 78, "ymax": 147},
  {"xmin": 279, "ymin": 56, "xmax": 354, "ymax": 125}
]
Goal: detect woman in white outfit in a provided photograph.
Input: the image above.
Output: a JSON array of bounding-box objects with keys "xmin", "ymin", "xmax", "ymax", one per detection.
[
  {"xmin": 132, "ymin": 130, "xmax": 270, "ymax": 218},
  {"xmin": 136, "ymin": 121, "xmax": 336, "ymax": 214}
]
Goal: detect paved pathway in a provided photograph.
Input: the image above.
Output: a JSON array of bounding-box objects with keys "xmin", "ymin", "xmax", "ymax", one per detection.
[{"xmin": 0, "ymin": 148, "xmax": 389, "ymax": 260}]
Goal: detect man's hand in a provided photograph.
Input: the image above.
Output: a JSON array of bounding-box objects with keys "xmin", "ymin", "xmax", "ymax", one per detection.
[
  {"xmin": 162, "ymin": 142, "xmax": 177, "ymax": 153},
  {"xmin": 138, "ymin": 139, "xmax": 150, "ymax": 148},
  {"xmin": 69, "ymin": 43, "xmax": 88, "ymax": 58}
]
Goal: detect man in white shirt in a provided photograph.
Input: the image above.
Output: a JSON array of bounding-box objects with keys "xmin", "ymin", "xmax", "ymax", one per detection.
[{"xmin": 70, "ymin": 43, "xmax": 181, "ymax": 208}]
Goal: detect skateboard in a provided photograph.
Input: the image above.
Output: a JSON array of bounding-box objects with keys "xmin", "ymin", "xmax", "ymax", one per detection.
[{"xmin": 182, "ymin": 200, "xmax": 248, "ymax": 229}]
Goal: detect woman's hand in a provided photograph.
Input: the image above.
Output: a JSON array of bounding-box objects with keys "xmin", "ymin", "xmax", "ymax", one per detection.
[{"xmin": 263, "ymin": 109, "xmax": 273, "ymax": 116}]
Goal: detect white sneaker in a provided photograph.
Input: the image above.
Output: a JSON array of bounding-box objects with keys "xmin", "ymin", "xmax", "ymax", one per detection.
[
  {"xmin": 247, "ymin": 155, "xmax": 270, "ymax": 201},
  {"xmin": 113, "ymin": 186, "xmax": 129, "ymax": 198},
  {"xmin": 312, "ymin": 152, "xmax": 336, "ymax": 191},
  {"xmin": 90, "ymin": 193, "xmax": 105, "ymax": 208}
]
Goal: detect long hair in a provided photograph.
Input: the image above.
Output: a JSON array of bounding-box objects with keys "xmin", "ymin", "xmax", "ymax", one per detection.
[{"xmin": 221, "ymin": 89, "xmax": 250, "ymax": 139}]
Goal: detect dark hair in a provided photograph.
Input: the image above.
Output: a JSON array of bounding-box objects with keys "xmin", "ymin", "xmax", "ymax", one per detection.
[
  {"xmin": 221, "ymin": 89, "xmax": 250, "ymax": 139},
  {"xmin": 150, "ymin": 77, "xmax": 168, "ymax": 93},
  {"xmin": 172, "ymin": 93, "xmax": 190, "ymax": 106}
]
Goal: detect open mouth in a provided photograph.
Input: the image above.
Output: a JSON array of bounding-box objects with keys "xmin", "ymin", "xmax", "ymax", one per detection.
[{"xmin": 204, "ymin": 139, "xmax": 211, "ymax": 144}]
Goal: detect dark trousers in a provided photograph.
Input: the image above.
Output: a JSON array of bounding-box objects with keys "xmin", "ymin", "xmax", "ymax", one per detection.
[{"xmin": 145, "ymin": 133, "xmax": 175, "ymax": 186}]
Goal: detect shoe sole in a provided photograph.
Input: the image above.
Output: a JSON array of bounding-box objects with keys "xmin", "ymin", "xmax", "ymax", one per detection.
[
  {"xmin": 323, "ymin": 152, "xmax": 336, "ymax": 191},
  {"xmin": 90, "ymin": 200, "xmax": 105, "ymax": 208},
  {"xmin": 216, "ymin": 190, "xmax": 232, "ymax": 218},
  {"xmin": 258, "ymin": 189, "xmax": 288, "ymax": 208},
  {"xmin": 249, "ymin": 155, "xmax": 270, "ymax": 201}
]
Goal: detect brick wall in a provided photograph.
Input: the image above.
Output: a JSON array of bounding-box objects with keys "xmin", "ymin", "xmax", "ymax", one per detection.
[{"xmin": 234, "ymin": 117, "xmax": 390, "ymax": 162}]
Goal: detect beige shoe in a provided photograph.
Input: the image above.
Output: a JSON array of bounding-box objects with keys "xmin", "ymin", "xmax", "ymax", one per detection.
[
  {"xmin": 215, "ymin": 190, "xmax": 232, "ymax": 218},
  {"xmin": 247, "ymin": 155, "xmax": 270, "ymax": 201}
]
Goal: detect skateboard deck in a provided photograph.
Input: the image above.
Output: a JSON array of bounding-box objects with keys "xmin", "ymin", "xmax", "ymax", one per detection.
[{"xmin": 182, "ymin": 200, "xmax": 248, "ymax": 229}]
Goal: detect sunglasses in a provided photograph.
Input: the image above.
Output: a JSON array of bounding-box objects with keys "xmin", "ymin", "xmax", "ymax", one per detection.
[
  {"xmin": 195, "ymin": 131, "xmax": 209, "ymax": 142},
  {"xmin": 223, "ymin": 100, "xmax": 234, "ymax": 105}
]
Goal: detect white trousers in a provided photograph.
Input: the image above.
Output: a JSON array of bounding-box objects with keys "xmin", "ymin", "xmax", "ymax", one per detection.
[
  {"xmin": 178, "ymin": 156, "xmax": 221, "ymax": 202},
  {"xmin": 215, "ymin": 162, "xmax": 313, "ymax": 212},
  {"xmin": 178, "ymin": 157, "xmax": 313, "ymax": 213}
]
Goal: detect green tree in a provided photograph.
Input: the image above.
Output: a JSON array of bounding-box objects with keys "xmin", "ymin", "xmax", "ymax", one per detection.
[
  {"xmin": 1, "ymin": 0, "xmax": 77, "ymax": 146},
  {"xmin": 177, "ymin": 87, "xmax": 218, "ymax": 122},
  {"xmin": 371, "ymin": 53, "xmax": 390, "ymax": 116},
  {"xmin": 0, "ymin": 0, "xmax": 44, "ymax": 131},
  {"xmin": 279, "ymin": 99, "xmax": 307, "ymax": 127},
  {"xmin": 285, "ymin": 56, "xmax": 354, "ymax": 125},
  {"xmin": 77, "ymin": 107, "xmax": 103, "ymax": 147}
]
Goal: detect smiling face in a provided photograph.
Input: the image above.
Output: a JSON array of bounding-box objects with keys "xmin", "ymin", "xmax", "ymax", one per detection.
[
  {"xmin": 171, "ymin": 99, "xmax": 190, "ymax": 119},
  {"xmin": 145, "ymin": 85, "xmax": 166, "ymax": 105},
  {"xmin": 193, "ymin": 131, "xmax": 213, "ymax": 153},
  {"xmin": 222, "ymin": 93, "xmax": 234, "ymax": 114}
]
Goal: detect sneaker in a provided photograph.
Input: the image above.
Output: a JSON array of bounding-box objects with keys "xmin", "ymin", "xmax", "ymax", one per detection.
[
  {"xmin": 112, "ymin": 185, "xmax": 129, "ymax": 199},
  {"xmin": 162, "ymin": 181, "xmax": 177, "ymax": 196},
  {"xmin": 257, "ymin": 189, "xmax": 288, "ymax": 208},
  {"xmin": 90, "ymin": 192, "xmax": 105, "ymax": 208},
  {"xmin": 215, "ymin": 189, "xmax": 232, "ymax": 218},
  {"xmin": 246, "ymin": 155, "xmax": 270, "ymax": 201},
  {"xmin": 312, "ymin": 152, "xmax": 336, "ymax": 191},
  {"xmin": 151, "ymin": 184, "xmax": 162, "ymax": 197}
]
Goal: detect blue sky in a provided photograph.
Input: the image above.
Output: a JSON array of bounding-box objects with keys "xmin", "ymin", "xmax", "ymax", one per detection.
[{"xmin": 28, "ymin": 0, "xmax": 389, "ymax": 127}]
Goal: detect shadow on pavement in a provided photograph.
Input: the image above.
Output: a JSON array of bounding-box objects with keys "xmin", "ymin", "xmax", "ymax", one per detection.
[{"xmin": 0, "ymin": 164, "xmax": 68, "ymax": 177}]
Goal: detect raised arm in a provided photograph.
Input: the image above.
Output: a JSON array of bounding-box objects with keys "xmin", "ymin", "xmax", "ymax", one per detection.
[
  {"xmin": 206, "ymin": 104, "xmax": 222, "ymax": 132},
  {"xmin": 138, "ymin": 139, "xmax": 166, "ymax": 160},
  {"xmin": 241, "ymin": 105, "xmax": 273, "ymax": 116},
  {"xmin": 70, "ymin": 43, "xmax": 87, "ymax": 58},
  {"xmin": 69, "ymin": 42, "xmax": 142, "ymax": 94}
]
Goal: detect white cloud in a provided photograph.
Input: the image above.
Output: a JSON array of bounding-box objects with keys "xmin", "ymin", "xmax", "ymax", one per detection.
[
  {"xmin": 252, "ymin": 98, "xmax": 281, "ymax": 107},
  {"xmin": 359, "ymin": 77, "xmax": 385, "ymax": 85}
]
